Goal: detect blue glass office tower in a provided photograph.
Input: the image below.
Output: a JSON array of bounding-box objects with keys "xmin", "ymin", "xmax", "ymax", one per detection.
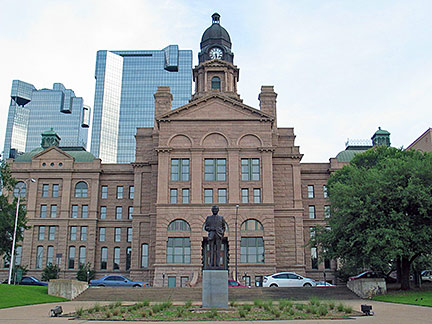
[
  {"xmin": 3, "ymin": 80, "xmax": 90, "ymax": 159},
  {"xmin": 90, "ymin": 45, "xmax": 193, "ymax": 163}
]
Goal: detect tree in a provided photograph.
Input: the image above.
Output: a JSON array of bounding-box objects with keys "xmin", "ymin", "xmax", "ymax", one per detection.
[
  {"xmin": 315, "ymin": 146, "xmax": 432, "ymax": 290},
  {"xmin": 42, "ymin": 263, "xmax": 60, "ymax": 281},
  {"xmin": 76, "ymin": 263, "xmax": 96, "ymax": 283},
  {"xmin": 0, "ymin": 161, "xmax": 28, "ymax": 257}
]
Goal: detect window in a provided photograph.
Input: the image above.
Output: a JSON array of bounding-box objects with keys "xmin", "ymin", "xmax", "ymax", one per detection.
[
  {"xmin": 167, "ymin": 238, "xmax": 191, "ymax": 264},
  {"xmin": 115, "ymin": 206, "xmax": 122, "ymax": 220},
  {"xmin": 141, "ymin": 244, "xmax": 148, "ymax": 268},
  {"xmin": 100, "ymin": 247, "xmax": 108, "ymax": 270},
  {"xmin": 171, "ymin": 159, "xmax": 189, "ymax": 181},
  {"xmin": 99, "ymin": 228, "xmax": 106, "ymax": 242},
  {"xmin": 241, "ymin": 219, "xmax": 264, "ymax": 231},
  {"xmin": 204, "ymin": 159, "xmax": 226, "ymax": 181},
  {"xmin": 70, "ymin": 226, "xmax": 77, "ymax": 241},
  {"xmin": 101, "ymin": 185, "xmax": 108, "ymax": 199},
  {"xmin": 309, "ymin": 206, "xmax": 316, "ymax": 219},
  {"xmin": 52, "ymin": 184, "xmax": 59, "ymax": 197},
  {"xmin": 240, "ymin": 237, "xmax": 264, "ymax": 263},
  {"xmin": 311, "ymin": 247, "xmax": 318, "ymax": 269},
  {"xmin": 129, "ymin": 186, "xmax": 134, "ymax": 199},
  {"xmin": 204, "ymin": 189, "xmax": 213, "ymax": 204},
  {"xmin": 71, "ymin": 205, "xmax": 78, "ymax": 218},
  {"xmin": 13, "ymin": 182, "xmax": 26, "ymax": 198},
  {"xmin": 324, "ymin": 205, "xmax": 331, "ymax": 218},
  {"xmin": 15, "ymin": 246, "xmax": 22, "ymax": 265},
  {"xmin": 127, "ymin": 227, "xmax": 132, "ymax": 242},
  {"xmin": 182, "ymin": 189, "xmax": 189, "ymax": 204},
  {"xmin": 168, "ymin": 219, "xmax": 191, "ymax": 231},
  {"xmin": 211, "ymin": 76, "xmax": 221, "ymax": 90},
  {"xmin": 36, "ymin": 246, "xmax": 43, "ymax": 269},
  {"xmin": 48, "ymin": 226, "xmax": 55, "ymax": 241},
  {"xmin": 113, "ymin": 247, "xmax": 120, "ymax": 270},
  {"xmin": 50, "ymin": 205, "xmax": 57, "ymax": 218},
  {"xmin": 116, "ymin": 186, "xmax": 123, "ymax": 199},
  {"xmin": 241, "ymin": 158, "xmax": 260, "ymax": 181},
  {"xmin": 307, "ymin": 185, "xmax": 314, "ymax": 198},
  {"xmin": 126, "ymin": 247, "xmax": 131, "ymax": 271},
  {"xmin": 100, "ymin": 206, "xmax": 107, "ymax": 219},
  {"xmin": 253, "ymin": 188, "xmax": 261, "ymax": 203},
  {"xmin": 40, "ymin": 205, "xmax": 47, "ymax": 218},
  {"xmin": 68, "ymin": 246, "xmax": 75, "ymax": 269},
  {"xmin": 324, "ymin": 257, "xmax": 331, "ymax": 270},
  {"xmin": 79, "ymin": 246, "xmax": 86, "ymax": 266},
  {"xmin": 218, "ymin": 188, "xmax": 227, "ymax": 203},
  {"xmin": 115, "ymin": 228, "xmax": 121, "ymax": 242},
  {"xmin": 170, "ymin": 189, "xmax": 178, "ymax": 203},
  {"xmin": 323, "ymin": 185, "xmax": 328, "ymax": 198},
  {"xmin": 310, "ymin": 226, "xmax": 316, "ymax": 238},
  {"xmin": 128, "ymin": 206, "xmax": 133, "ymax": 219},
  {"xmin": 81, "ymin": 205, "xmax": 88, "ymax": 218},
  {"xmin": 80, "ymin": 226, "xmax": 87, "ymax": 241},
  {"xmin": 75, "ymin": 182, "xmax": 88, "ymax": 198},
  {"xmin": 47, "ymin": 246, "xmax": 54, "ymax": 265},
  {"xmin": 42, "ymin": 184, "xmax": 49, "ymax": 197},
  {"xmin": 241, "ymin": 188, "xmax": 249, "ymax": 203},
  {"xmin": 38, "ymin": 226, "xmax": 45, "ymax": 241}
]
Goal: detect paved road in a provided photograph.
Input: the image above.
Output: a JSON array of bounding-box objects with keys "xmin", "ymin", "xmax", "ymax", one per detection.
[{"xmin": 0, "ymin": 300, "xmax": 431, "ymax": 324}]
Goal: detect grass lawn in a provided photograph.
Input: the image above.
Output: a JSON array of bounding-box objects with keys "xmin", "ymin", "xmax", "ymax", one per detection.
[
  {"xmin": 0, "ymin": 285, "xmax": 68, "ymax": 309},
  {"xmin": 373, "ymin": 290, "xmax": 432, "ymax": 307}
]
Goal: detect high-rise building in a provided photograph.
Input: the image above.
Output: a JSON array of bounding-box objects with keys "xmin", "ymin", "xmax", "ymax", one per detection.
[
  {"xmin": 3, "ymin": 81, "xmax": 90, "ymax": 159},
  {"xmin": 90, "ymin": 45, "xmax": 193, "ymax": 163}
]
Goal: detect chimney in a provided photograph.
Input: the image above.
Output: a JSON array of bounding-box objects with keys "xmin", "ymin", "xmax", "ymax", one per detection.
[
  {"xmin": 154, "ymin": 86, "xmax": 173, "ymax": 117},
  {"xmin": 258, "ymin": 86, "xmax": 277, "ymax": 127}
]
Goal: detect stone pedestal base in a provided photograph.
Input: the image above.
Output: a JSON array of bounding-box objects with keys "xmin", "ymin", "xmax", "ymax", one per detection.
[{"xmin": 202, "ymin": 270, "xmax": 228, "ymax": 308}]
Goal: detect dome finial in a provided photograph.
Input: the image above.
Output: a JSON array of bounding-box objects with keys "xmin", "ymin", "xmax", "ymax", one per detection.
[{"xmin": 212, "ymin": 13, "xmax": 220, "ymax": 24}]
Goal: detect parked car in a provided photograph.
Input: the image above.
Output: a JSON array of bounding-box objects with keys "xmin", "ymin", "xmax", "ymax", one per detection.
[
  {"xmin": 263, "ymin": 272, "xmax": 316, "ymax": 287},
  {"xmin": 2, "ymin": 276, "xmax": 48, "ymax": 286},
  {"xmin": 421, "ymin": 270, "xmax": 432, "ymax": 282},
  {"xmin": 90, "ymin": 275, "xmax": 149, "ymax": 287},
  {"xmin": 228, "ymin": 280, "xmax": 250, "ymax": 288},
  {"xmin": 315, "ymin": 281, "xmax": 335, "ymax": 287},
  {"xmin": 348, "ymin": 271, "xmax": 397, "ymax": 283}
]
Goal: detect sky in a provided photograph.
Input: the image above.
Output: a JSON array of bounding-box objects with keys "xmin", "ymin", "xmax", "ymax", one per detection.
[{"xmin": 1, "ymin": 0, "xmax": 431, "ymax": 162}]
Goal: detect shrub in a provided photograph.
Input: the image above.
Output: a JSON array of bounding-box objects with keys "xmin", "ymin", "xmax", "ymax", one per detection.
[
  {"xmin": 309, "ymin": 297, "xmax": 320, "ymax": 306},
  {"xmin": 140, "ymin": 300, "xmax": 150, "ymax": 307},
  {"xmin": 105, "ymin": 312, "xmax": 112, "ymax": 319},
  {"xmin": 318, "ymin": 305, "xmax": 328, "ymax": 316},
  {"xmin": 327, "ymin": 301, "xmax": 335, "ymax": 310},
  {"xmin": 296, "ymin": 303, "xmax": 305, "ymax": 311},
  {"xmin": 337, "ymin": 303, "xmax": 345, "ymax": 312},
  {"xmin": 208, "ymin": 309, "xmax": 218, "ymax": 319},
  {"xmin": 141, "ymin": 311, "xmax": 147, "ymax": 318},
  {"xmin": 175, "ymin": 306, "xmax": 185, "ymax": 317},
  {"xmin": 41, "ymin": 263, "xmax": 59, "ymax": 281},
  {"xmin": 76, "ymin": 262, "xmax": 96, "ymax": 282},
  {"xmin": 254, "ymin": 299, "xmax": 264, "ymax": 308},
  {"xmin": 344, "ymin": 306, "xmax": 353, "ymax": 314},
  {"xmin": 238, "ymin": 309, "xmax": 246, "ymax": 318},
  {"xmin": 112, "ymin": 308, "xmax": 120, "ymax": 316},
  {"xmin": 185, "ymin": 300, "xmax": 192, "ymax": 308},
  {"xmin": 113, "ymin": 301, "xmax": 122, "ymax": 308},
  {"xmin": 93, "ymin": 303, "xmax": 101, "ymax": 312},
  {"xmin": 230, "ymin": 300, "xmax": 237, "ymax": 307},
  {"xmin": 75, "ymin": 307, "xmax": 84, "ymax": 317}
]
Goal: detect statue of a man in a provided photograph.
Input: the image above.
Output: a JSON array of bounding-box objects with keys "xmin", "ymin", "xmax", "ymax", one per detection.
[{"xmin": 204, "ymin": 205, "xmax": 226, "ymax": 268}]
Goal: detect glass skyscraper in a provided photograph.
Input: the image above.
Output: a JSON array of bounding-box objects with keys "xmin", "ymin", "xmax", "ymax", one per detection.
[
  {"xmin": 90, "ymin": 45, "xmax": 193, "ymax": 163},
  {"xmin": 3, "ymin": 80, "xmax": 90, "ymax": 159}
]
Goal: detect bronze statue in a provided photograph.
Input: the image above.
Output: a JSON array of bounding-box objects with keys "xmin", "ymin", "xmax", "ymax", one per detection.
[{"xmin": 204, "ymin": 205, "xmax": 226, "ymax": 268}]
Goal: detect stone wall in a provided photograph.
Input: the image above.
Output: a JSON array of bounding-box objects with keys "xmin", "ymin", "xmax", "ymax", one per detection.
[
  {"xmin": 347, "ymin": 278, "xmax": 386, "ymax": 298},
  {"xmin": 48, "ymin": 279, "xmax": 88, "ymax": 300}
]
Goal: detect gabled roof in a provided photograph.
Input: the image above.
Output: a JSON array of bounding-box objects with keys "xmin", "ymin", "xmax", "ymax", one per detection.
[
  {"xmin": 14, "ymin": 146, "xmax": 96, "ymax": 162},
  {"xmin": 406, "ymin": 128, "xmax": 432, "ymax": 151}
]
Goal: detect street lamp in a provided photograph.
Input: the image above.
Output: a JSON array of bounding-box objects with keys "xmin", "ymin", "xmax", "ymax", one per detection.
[
  {"xmin": 8, "ymin": 178, "xmax": 35, "ymax": 285},
  {"xmin": 235, "ymin": 204, "xmax": 239, "ymax": 282}
]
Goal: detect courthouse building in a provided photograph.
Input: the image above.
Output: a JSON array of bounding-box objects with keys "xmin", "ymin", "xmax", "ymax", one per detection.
[{"xmin": 4, "ymin": 14, "xmax": 351, "ymax": 287}]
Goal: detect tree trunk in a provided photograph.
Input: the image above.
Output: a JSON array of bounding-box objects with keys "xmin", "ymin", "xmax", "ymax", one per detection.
[
  {"xmin": 396, "ymin": 257, "xmax": 401, "ymax": 283},
  {"xmin": 400, "ymin": 256, "xmax": 411, "ymax": 290}
]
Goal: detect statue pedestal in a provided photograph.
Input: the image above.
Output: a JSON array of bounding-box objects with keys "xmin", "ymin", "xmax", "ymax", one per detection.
[{"xmin": 202, "ymin": 270, "xmax": 228, "ymax": 308}]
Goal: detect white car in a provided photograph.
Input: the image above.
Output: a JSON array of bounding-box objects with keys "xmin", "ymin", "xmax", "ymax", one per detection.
[
  {"xmin": 421, "ymin": 270, "xmax": 432, "ymax": 282},
  {"xmin": 263, "ymin": 272, "xmax": 316, "ymax": 287}
]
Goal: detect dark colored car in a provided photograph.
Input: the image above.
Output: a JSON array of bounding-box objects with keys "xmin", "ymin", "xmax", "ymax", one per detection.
[
  {"xmin": 349, "ymin": 271, "xmax": 396, "ymax": 283},
  {"xmin": 2, "ymin": 276, "xmax": 48, "ymax": 286},
  {"xmin": 228, "ymin": 280, "xmax": 250, "ymax": 288},
  {"xmin": 90, "ymin": 275, "xmax": 149, "ymax": 287}
]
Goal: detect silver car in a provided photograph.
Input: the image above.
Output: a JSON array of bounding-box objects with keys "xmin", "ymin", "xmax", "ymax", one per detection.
[{"xmin": 263, "ymin": 272, "xmax": 316, "ymax": 287}]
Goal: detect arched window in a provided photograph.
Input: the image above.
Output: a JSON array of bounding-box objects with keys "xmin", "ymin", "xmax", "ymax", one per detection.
[
  {"xmin": 241, "ymin": 219, "xmax": 264, "ymax": 231},
  {"xmin": 13, "ymin": 182, "xmax": 26, "ymax": 198},
  {"xmin": 168, "ymin": 219, "xmax": 191, "ymax": 231},
  {"xmin": 75, "ymin": 181, "xmax": 88, "ymax": 198},
  {"xmin": 211, "ymin": 76, "xmax": 221, "ymax": 90}
]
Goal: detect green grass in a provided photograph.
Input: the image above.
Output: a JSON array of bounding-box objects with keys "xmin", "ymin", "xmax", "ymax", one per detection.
[
  {"xmin": 373, "ymin": 290, "xmax": 432, "ymax": 307},
  {"xmin": 0, "ymin": 285, "xmax": 68, "ymax": 309}
]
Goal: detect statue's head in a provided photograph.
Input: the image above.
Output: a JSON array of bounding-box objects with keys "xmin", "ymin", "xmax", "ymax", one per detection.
[{"xmin": 211, "ymin": 205, "xmax": 219, "ymax": 215}]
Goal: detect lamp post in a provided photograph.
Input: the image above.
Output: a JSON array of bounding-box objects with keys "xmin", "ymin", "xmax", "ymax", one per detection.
[
  {"xmin": 235, "ymin": 204, "xmax": 239, "ymax": 282},
  {"xmin": 8, "ymin": 178, "xmax": 35, "ymax": 285}
]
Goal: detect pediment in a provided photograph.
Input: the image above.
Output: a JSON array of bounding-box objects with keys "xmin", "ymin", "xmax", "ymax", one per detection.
[
  {"xmin": 32, "ymin": 146, "xmax": 74, "ymax": 161},
  {"xmin": 157, "ymin": 94, "xmax": 274, "ymax": 123}
]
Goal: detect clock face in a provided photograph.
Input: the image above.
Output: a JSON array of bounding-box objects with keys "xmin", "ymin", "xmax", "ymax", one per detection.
[{"xmin": 209, "ymin": 47, "xmax": 223, "ymax": 59}]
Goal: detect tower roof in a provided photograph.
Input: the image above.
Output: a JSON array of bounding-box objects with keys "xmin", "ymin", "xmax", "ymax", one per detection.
[{"xmin": 200, "ymin": 13, "xmax": 232, "ymax": 50}]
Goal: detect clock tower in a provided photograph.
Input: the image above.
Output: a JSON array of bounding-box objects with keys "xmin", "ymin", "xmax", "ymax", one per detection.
[{"xmin": 192, "ymin": 13, "xmax": 240, "ymax": 101}]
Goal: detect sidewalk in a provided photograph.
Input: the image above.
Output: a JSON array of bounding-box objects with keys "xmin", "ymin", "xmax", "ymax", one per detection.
[{"xmin": 0, "ymin": 300, "xmax": 431, "ymax": 324}]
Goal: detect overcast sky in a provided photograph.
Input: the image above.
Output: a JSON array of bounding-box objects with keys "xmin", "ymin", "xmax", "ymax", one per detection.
[{"xmin": 1, "ymin": 0, "xmax": 431, "ymax": 162}]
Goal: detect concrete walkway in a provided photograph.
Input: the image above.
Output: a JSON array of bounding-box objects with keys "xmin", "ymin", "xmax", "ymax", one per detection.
[{"xmin": 0, "ymin": 300, "xmax": 431, "ymax": 324}]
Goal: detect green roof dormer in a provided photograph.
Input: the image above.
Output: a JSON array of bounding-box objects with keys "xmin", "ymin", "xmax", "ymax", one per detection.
[
  {"xmin": 41, "ymin": 128, "xmax": 61, "ymax": 149},
  {"xmin": 371, "ymin": 127, "xmax": 391, "ymax": 147}
]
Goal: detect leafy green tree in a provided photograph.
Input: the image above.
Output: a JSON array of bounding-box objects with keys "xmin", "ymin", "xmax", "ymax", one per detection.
[
  {"xmin": 41, "ymin": 263, "xmax": 60, "ymax": 281},
  {"xmin": 0, "ymin": 161, "xmax": 28, "ymax": 257},
  {"xmin": 315, "ymin": 146, "xmax": 432, "ymax": 290},
  {"xmin": 76, "ymin": 263, "xmax": 96, "ymax": 282}
]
